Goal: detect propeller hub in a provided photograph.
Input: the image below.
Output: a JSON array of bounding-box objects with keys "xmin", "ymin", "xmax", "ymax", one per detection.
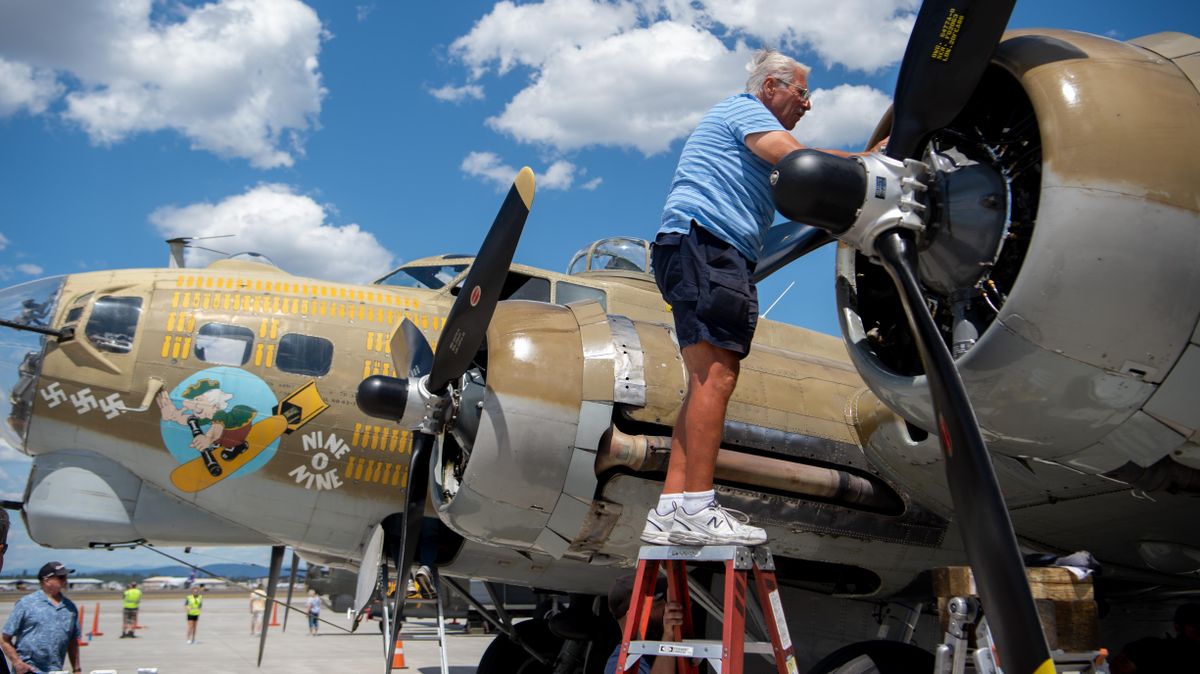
[{"xmin": 772, "ymin": 150, "xmax": 930, "ymax": 260}]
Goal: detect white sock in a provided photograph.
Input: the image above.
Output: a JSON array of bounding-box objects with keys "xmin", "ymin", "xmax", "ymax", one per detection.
[
  {"xmin": 682, "ymin": 490, "xmax": 716, "ymax": 515},
  {"xmin": 655, "ymin": 493, "xmax": 682, "ymax": 516}
]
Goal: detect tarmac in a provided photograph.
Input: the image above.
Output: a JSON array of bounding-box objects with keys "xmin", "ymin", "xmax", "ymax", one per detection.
[{"xmin": 0, "ymin": 593, "xmax": 497, "ymax": 674}]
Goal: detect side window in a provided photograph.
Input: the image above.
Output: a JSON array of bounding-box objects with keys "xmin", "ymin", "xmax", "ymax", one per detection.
[
  {"xmin": 85, "ymin": 296, "xmax": 143, "ymax": 354},
  {"xmin": 194, "ymin": 323, "xmax": 255, "ymax": 365},
  {"xmin": 277, "ymin": 333, "xmax": 334, "ymax": 377},
  {"xmin": 556, "ymin": 282, "xmax": 607, "ymax": 311},
  {"xmin": 505, "ymin": 275, "xmax": 551, "ymax": 302}
]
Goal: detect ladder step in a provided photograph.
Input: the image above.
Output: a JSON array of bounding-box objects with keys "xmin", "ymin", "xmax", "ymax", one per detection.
[
  {"xmin": 628, "ymin": 639, "xmax": 776, "ymax": 658},
  {"xmin": 637, "ymin": 545, "xmax": 754, "ymax": 562}
]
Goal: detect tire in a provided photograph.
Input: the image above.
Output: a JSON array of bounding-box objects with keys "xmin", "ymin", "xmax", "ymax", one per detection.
[
  {"xmin": 477, "ymin": 618, "xmax": 562, "ymax": 674},
  {"xmin": 807, "ymin": 640, "xmax": 934, "ymax": 674}
]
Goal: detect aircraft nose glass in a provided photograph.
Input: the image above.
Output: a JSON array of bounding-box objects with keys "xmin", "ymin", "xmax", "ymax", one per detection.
[{"xmin": 0, "ymin": 276, "xmax": 66, "ymax": 452}]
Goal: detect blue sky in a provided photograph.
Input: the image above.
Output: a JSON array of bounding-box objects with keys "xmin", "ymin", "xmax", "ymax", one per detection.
[{"xmin": 0, "ymin": 0, "xmax": 1195, "ymax": 574}]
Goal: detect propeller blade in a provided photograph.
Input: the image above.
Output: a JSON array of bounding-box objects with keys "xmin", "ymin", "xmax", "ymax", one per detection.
[
  {"xmin": 282, "ymin": 551, "xmax": 299, "ymax": 632},
  {"xmin": 874, "ymin": 231, "xmax": 1052, "ymax": 674},
  {"xmin": 257, "ymin": 544, "xmax": 286, "ymax": 667},
  {"xmin": 427, "ymin": 167, "xmax": 535, "ymax": 393},
  {"xmin": 752, "ymin": 222, "xmax": 834, "ymax": 283},
  {"xmin": 887, "ymin": 0, "xmax": 1016, "ymax": 160},
  {"xmin": 353, "ymin": 524, "xmax": 386, "ymax": 629},
  {"xmin": 383, "ymin": 518, "xmax": 409, "ymax": 673},
  {"xmin": 390, "ymin": 318, "xmax": 433, "ymax": 379}
]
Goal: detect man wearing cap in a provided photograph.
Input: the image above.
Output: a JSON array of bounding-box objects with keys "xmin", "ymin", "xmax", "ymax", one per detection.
[
  {"xmin": 120, "ymin": 581, "xmax": 142, "ymax": 638},
  {"xmin": 1, "ymin": 562, "xmax": 81, "ymax": 674},
  {"xmin": 604, "ymin": 573, "xmax": 683, "ymax": 674}
]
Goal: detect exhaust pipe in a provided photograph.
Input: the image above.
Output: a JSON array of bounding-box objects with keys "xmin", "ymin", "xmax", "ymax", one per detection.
[{"xmin": 596, "ymin": 427, "xmax": 902, "ymax": 513}]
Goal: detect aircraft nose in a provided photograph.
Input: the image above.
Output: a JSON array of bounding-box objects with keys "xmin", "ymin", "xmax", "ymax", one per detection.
[{"xmin": 0, "ymin": 276, "xmax": 66, "ymax": 454}]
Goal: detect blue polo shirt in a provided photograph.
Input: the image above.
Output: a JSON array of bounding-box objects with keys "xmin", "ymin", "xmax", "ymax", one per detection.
[
  {"xmin": 3, "ymin": 590, "xmax": 79, "ymax": 673},
  {"xmin": 660, "ymin": 93, "xmax": 787, "ymax": 263}
]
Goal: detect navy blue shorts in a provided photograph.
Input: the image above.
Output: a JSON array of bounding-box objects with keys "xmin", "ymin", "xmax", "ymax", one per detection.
[{"xmin": 652, "ymin": 223, "xmax": 758, "ymax": 358}]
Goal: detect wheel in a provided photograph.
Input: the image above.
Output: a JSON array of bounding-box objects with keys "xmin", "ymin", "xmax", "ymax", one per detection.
[
  {"xmin": 807, "ymin": 640, "xmax": 934, "ymax": 674},
  {"xmin": 477, "ymin": 618, "xmax": 561, "ymax": 674}
]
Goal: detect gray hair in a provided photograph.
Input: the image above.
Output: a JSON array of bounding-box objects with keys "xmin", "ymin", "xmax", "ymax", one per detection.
[{"xmin": 745, "ymin": 48, "xmax": 811, "ymax": 95}]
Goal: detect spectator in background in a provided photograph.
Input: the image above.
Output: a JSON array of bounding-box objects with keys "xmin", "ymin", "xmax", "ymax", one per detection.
[
  {"xmin": 184, "ymin": 585, "xmax": 203, "ymax": 644},
  {"xmin": 1, "ymin": 561, "xmax": 82, "ymax": 674},
  {"xmin": 120, "ymin": 582, "xmax": 142, "ymax": 638},
  {"xmin": 249, "ymin": 583, "xmax": 268, "ymax": 636},
  {"xmin": 305, "ymin": 589, "xmax": 321, "ymax": 636}
]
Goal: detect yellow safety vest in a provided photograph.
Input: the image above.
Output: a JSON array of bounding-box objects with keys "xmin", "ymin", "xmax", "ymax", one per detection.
[
  {"xmin": 123, "ymin": 588, "xmax": 142, "ymax": 609},
  {"xmin": 186, "ymin": 594, "xmax": 203, "ymax": 616}
]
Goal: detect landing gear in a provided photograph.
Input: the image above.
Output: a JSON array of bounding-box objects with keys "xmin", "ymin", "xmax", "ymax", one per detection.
[
  {"xmin": 808, "ymin": 640, "xmax": 935, "ymax": 674},
  {"xmin": 476, "ymin": 619, "xmax": 559, "ymax": 674}
]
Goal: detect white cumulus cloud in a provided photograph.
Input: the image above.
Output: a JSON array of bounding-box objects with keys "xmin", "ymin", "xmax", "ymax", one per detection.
[
  {"xmin": 15, "ymin": 264, "xmax": 43, "ymax": 276},
  {"xmin": 429, "ymin": 83, "xmax": 485, "ymax": 103},
  {"xmin": 452, "ymin": 0, "xmax": 913, "ymax": 156},
  {"xmin": 149, "ymin": 185, "xmax": 395, "ymax": 284},
  {"xmin": 0, "ymin": 57, "xmax": 62, "ymax": 116},
  {"xmin": 487, "ymin": 21, "xmax": 750, "ymax": 155},
  {"xmin": 792, "ymin": 84, "xmax": 892, "ymax": 150},
  {"xmin": 451, "ymin": 0, "xmax": 639, "ymax": 76},
  {"xmin": 0, "ymin": 0, "xmax": 327, "ymax": 168},
  {"xmin": 461, "ymin": 152, "xmax": 589, "ymax": 192}
]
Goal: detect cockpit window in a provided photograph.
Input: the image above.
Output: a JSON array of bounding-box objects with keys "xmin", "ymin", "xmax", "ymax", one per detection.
[
  {"xmin": 375, "ymin": 264, "xmax": 468, "ymax": 290},
  {"xmin": 194, "ymin": 323, "xmax": 255, "ymax": 365},
  {"xmin": 276, "ymin": 333, "xmax": 334, "ymax": 376},
  {"xmin": 567, "ymin": 238, "xmax": 651, "ymax": 275},
  {"xmin": 85, "ymin": 296, "xmax": 143, "ymax": 354}
]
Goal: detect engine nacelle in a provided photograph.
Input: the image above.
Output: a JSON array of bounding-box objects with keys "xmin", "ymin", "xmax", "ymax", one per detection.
[
  {"xmin": 430, "ymin": 300, "xmax": 614, "ymax": 559},
  {"xmin": 839, "ymin": 30, "xmax": 1200, "ymax": 472}
]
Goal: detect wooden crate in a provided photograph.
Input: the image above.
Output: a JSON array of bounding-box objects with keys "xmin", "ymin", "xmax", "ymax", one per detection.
[{"xmin": 932, "ymin": 566, "xmax": 1098, "ymax": 651}]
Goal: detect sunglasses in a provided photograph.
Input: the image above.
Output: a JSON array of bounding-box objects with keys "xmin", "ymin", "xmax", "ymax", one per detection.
[{"xmin": 775, "ymin": 79, "xmax": 810, "ymax": 102}]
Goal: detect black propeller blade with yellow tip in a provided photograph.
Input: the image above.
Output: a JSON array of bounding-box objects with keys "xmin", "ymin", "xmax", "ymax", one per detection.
[
  {"xmin": 357, "ymin": 167, "xmax": 536, "ymax": 672},
  {"xmin": 771, "ymin": 2, "xmax": 1055, "ymax": 673}
]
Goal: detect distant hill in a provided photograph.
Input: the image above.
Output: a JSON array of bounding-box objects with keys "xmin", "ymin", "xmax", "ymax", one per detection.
[{"xmin": 0, "ymin": 563, "xmax": 303, "ymax": 581}]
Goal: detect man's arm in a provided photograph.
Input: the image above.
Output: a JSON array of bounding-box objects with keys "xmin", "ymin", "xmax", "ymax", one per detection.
[
  {"xmin": 2, "ymin": 634, "xmax": 28, "ymax": 674},
  {"xmin": 745, "ymin": 130, "xmax": 886, "ymax": 165},
  {"xmin": 67, "ymin": 639, "xmax": 80, "ymax": 673},
  {"xmin": 649, "ymin": 602, "xmax": 685, "ymax": 674}
]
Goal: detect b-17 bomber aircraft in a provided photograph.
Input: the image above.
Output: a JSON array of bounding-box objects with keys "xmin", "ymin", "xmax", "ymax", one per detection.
[{"xmin": 2, "ymin": 1, "xmax": 1199, "ymax": 672}]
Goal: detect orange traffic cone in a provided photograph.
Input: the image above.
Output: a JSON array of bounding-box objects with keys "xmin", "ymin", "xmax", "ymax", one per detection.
[
  {"xmin": 269, "ymin": 601, "xmax": 280, "ymax": 627},
  {"xmin": 76, "ymin": 605, "xmax": 89, "ymax": 647},
  {"xmin": 390, "ymin": 640, "xmax": 407, "ymax": 670},
  {"xmin": 90, "ymin": 602, "xmax": 104, "ymax": 637}
]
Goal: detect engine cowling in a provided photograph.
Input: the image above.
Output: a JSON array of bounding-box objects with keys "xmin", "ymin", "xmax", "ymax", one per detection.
[{"xmin": 838, "ymin": 30, "xmax": 1200, "ymax": 473}]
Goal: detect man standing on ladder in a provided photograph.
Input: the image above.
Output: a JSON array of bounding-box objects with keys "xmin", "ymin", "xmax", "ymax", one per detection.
[{"xmin": 645, "ymin": 47, "xmax": 885, "ymax": 546}]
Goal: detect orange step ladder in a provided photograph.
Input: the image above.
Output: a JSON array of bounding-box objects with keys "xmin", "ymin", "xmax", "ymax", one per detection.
[{"xmin": 617, "ymin": 544, "xmax": 797, "ymax": 674}]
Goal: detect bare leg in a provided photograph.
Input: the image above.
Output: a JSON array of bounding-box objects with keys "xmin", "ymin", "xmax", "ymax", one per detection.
[{"xmin": 662, "ymin": 342, "xmax": 740, "ymax": 495}]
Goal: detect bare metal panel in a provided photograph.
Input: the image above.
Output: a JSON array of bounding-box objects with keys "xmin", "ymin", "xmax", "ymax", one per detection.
[
  {"xmin": 608, "ymin": 314, "xmax": 646, "ymax": 405},
  {"xmin": 574, "ymin": 400, "xmax": 611, "ymax": 452},
  {"xmin": 534, "ymin": 526, "xmax": 570, "ymax": 559},
  {"xmin": 1065, "ymin": 411, "xmax": 1186, "ymax": 471},
  {"xmin": 563, "ymin": 446, "xmax": 599, "ymax": 503},
  {"xmin": 1144, "ymin": 345, "xmax": 1200, "ymax": 433},
  {"xmin": 546, "ymin": 492, "xmax": 591, "ymax": 542}
]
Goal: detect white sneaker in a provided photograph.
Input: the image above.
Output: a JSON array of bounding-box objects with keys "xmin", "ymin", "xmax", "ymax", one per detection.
[
  {"xmin": 668, "ymin": 500, "xmax": 766, "ymax": 546},
  {"xmin": 640, "ymin": 505, "xmax": 676, "ymax": 544}
]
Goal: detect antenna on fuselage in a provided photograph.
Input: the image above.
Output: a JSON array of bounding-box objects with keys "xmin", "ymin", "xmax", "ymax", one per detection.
[{"xmin": 165, "ymin": 235, "xmax": 236, "ymax": 268}]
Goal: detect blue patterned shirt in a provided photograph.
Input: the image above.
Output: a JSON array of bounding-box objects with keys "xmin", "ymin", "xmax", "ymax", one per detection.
[
  {"xmin": 660, "ymin": 93, "xmax": 786, "ymax": 262},
  {"xmin": 3, "ymin": 590, "xmax": 79, "ymax": 673}
]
